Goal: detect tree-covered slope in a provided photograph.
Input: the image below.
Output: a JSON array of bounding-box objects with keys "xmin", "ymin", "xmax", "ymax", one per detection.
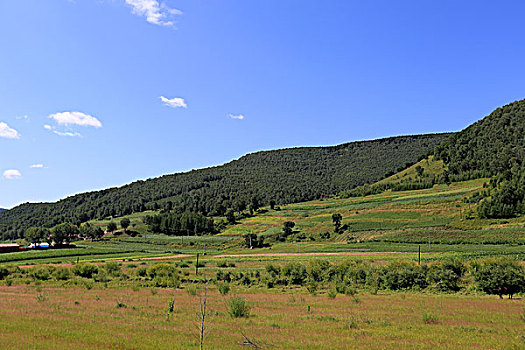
[
  {"xmin": 0, "ymin": 133, "xmax": 450, "ymax": 239},
  {"xmin": 434, "ymin": 99, "xmax": 525, "ymax": 218}
]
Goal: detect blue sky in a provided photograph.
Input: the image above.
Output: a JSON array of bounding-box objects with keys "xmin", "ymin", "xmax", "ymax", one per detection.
[{"xmin": 1, "ymin": 0, "xmax": 525, "ymax": 209}]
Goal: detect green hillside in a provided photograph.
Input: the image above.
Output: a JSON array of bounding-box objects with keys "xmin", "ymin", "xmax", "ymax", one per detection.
[
  {"xmin": 435, "ymin": 99, "xmax": 525, "ymax": 218},
  {"xmin": 0, "ymin": 133, "xmax": 449, "ymax": 240}
]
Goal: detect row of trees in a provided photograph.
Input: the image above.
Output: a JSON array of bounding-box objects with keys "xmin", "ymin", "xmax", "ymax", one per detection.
[
  {"xmin": 24, "ymin": 222, "xmax": 104, "ymax": 246},
  {"xmin": 144, "ymin": 212, "xmax": 215, "ymax": 236},
  {"xmin": 215, "ymin": 258, "xmax": 525, "ymax": 298}
]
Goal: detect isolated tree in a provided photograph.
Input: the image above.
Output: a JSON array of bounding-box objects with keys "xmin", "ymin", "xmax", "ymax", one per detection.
[
  {"xmin": 332, "ymin": 213, "xmax": 343, "ymax": 233},
  {"xmin": 94, "ymin": 227, "xmax": 104, "ymax": 240},
  {"xmin": 251, "ymin": 197, "xmax": 260, "ymax": 212},
  {"xmin": 107, "ymin": 221, "xmax": 117, "ymax": 233},
  {"xmin": 50, "ymin": 223, "xmax": 79, "ymax": 245},
  {"xmin": 225, "ymin": 209, "xmax": 236, "ymax": 225},
  {"xmin": 120, "ymin": 218, "xmax": 131, "ymax": 232},
  {"xmin": 233, "ymin": 199, "xmax": 246, "ymax": 214},
  {"xmin": 25, "ymin": 227, "xmax": 48, "ymax": 247},
  {"xmin": 415, "ymin": 165, "xmax": 424, "ymax": 178},
  {"xmin": 282, "ymin": 221, "xmax": 295, "ymax": 235},
  {"xmin": 79, "ymin": 223, "xmax": 95, "ymax": 240}
]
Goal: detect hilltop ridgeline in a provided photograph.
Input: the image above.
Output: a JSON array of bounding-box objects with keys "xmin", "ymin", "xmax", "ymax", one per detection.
[
  {"xmin": 434, "ymin": 99, "xmax": 525, "ymax": 218},
  {"xmin": 0, "ymin": 134, "xmax": 449, "ymax": 239}
]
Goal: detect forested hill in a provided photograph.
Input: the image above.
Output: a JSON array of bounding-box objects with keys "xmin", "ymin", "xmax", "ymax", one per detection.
[
  {"xmin": 434, "ymin": 99, "xmax": 525, "ymax": 218},
  {"xmin": 0, "ymin": 133, "xmax": 450, "ymax": 239}
]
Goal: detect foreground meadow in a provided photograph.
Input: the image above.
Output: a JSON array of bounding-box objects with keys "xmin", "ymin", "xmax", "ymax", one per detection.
[{"xmin": 0, "ymin": 283, "xmax": 523, "ymax": 349}]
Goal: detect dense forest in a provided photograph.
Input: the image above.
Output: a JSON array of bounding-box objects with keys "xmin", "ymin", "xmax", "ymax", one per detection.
[
  {"xmin": 434, "ymin": 99, "xmax": 525, "ymax": 218},
  {"xmin": 0, "ymin": 134, "xmax": 449, "ymax": 240}
]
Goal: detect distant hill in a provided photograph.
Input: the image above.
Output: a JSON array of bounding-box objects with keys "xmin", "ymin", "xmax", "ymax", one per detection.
[
  {"xmin": 0, "ymin": 209, "xmax": 6, "ymax": 212},
  {"xmin": 434, "ymin": 99, "xmax": 525, "ymax": 218},
  {"xmin": 0, "ymin": 133, "xmax": 450, "ymax": 239}
]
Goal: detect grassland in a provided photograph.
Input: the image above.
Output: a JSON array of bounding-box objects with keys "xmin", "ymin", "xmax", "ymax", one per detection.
[{"xmin": 0, "ymin": 282, "xmax": 523, "ymax": 349}]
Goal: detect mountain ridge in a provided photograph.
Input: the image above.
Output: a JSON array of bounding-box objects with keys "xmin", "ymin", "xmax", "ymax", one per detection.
[{"xmin": 0, "ymin": 133, "xmax": 451, "ymax": 239}]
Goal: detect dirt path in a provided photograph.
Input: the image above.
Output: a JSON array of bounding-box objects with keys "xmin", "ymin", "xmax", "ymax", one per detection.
[
  {"xmin": 214, "ymin": 251, "xmax": 411, "ymax": 258},
  {"xmin": 17, "ymin": 251, "xmax": 412, "ymax": 268}
]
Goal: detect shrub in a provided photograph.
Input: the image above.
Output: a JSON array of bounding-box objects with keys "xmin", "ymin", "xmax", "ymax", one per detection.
[
  {"xmin": 185, "ymin": 284, "xmax": 197, "ymax": 296},
  {"xmin": 471, "ymin": 258, "xmax": 525, "ymax": 299},
  {"xmin": 422, "ymin": 311, "xmax": 438, "ymax": 324},
  {"xmin": 53, "ymin": 266, "xmax": 71, "ymax": 281},
  {"xmin": 147, "ymin": 263, "xmax": 180, "ymax": 288},
  {"xmin": 217, "ymin": 261, "xmax": 229, "ymax": 268},
  {"xmin": 0, "ymin": 266, "xmax": 10, "ymax": 280},
  {"xmin": 105, "ymin": 262, "xmax": 122, "ymax": 277},
  {"xmin": 427, "ymin": 259, "xmax": 465, "ymax": 292},
  {"xmin": 228, "ymin": 296, "xmax": 250, "ymax": 318},
  {"xmin": 73, "ymin": 264, "xmax": 99, "ymax": 278},
  {"xmin": 327, "ymin": 287, "xmax": 337, "ymax": 299},
  {"xmin": 218, "ymin": 282, "xmax": 230, "ymax": 295},
  {"xmin": 282, "ymin": 262, "xmax": 307, "ymax": 285},
  {"xmin": 30, "ymin": 266, "xmax": 53, "ymax": 281},
  {"xmin": 307, "ymin": 260, "xmax": 331, "ymax": 283},
  {"xmin": 137, "ymin": 267, "xmax": 147, "ymax": 277}
]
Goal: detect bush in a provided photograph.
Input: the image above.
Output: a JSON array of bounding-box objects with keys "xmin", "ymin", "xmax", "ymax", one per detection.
[
  {"xmin": 53, "ymin": 266, "xmax": 71, "ymax": 281},
  {"xmin": 147, "ymin": 263, "xmax": 180, "ymax": 288},
  {"xmin": 0, "ymin": 266, "xmax": 9, "ymax": 280},
  {"xmin": 105, "ymin": 262, "xmax": 122, "ymax": 277},
  {"xmin": 185, "ymin": 284, "xmax": 197, "ymax": 296},
  {"xmin": 471, "ymin": 258, "xmax": 525, "ymax": 298},
  {"xmin": 73, "ymin": 263, "xmax": 99, "ymax": 278},
  {"xmin": 30, "ymin": 266, "xmax": 53, "ymax": 281},
  {"xmin": 228, "ymin": 296, "xmax": 250, "ymax": 318},
  {"xmin": 282, "ymin": 262, "xmax": 307, "ymax": 285},
  {"xmin": 307, "ymin": 260, "xmax": 331, "ymax": 282},
  {"xmin": 218, "ymin": 282, "xmax": 230, "ymax": 295},
  {"xmin": 137, "ymin": 267, "xmax": 147, "ymax": 277},
  {"xmin": 427, "ymin": 259, "xmax": 465, "ymax": 292}
]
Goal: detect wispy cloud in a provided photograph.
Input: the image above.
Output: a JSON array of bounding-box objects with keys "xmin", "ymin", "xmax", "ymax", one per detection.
[
  {"xmin": 229, "ymin": 114, "xmax": 245, "ymax": 120},
  {"xmin": 16, "ymin": 115, "xmax": 29, "ymax": 120},
  {"xmin": 125, "ymin": 0, "xmax": 182, "ymax": 27},
  {"xmin": 53, "ymin": 130, "xmax": 83, "ymax": 137},
  {"xmin": 30, "ymin": 164, "xmax": 44, "ymax": 168},
  {"xmin": 49, "ymin": 111, "xmax": 102, "ymax": 128},
  {"xmin": 3, "ymin": 169, "xmax": 21, "ymax": 180},
  {"xmin": 160, "ymin": 96, "xmax": 187, "ymax": 108},
  {"xmin": 0, "ymin": 122, "xmax": 21, "ymax": 139}
]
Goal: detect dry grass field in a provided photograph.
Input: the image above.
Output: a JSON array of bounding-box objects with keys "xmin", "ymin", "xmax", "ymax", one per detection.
[{"xmin": 0, "ymin": 283, "xmax": 523, "ymax": 349}]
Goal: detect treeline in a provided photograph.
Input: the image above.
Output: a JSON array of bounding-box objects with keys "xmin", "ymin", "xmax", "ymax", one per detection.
[
  {"xmin": 435, "ymin": 99, "xmax": 525, "ymax": 218},
  {"xmin": 143, "ymin": 212, "xmax": 215, "ymax": 236},
  {"xmin": 341, "ymin": 179, "xmax": 435, "ymax": 197},
  {"xmin": 0, "ymin": 134, "xmax": 450, "ymax": 240},
  {"xmin": 216, "ymin": 258, "xmax": 525, "ymax": 299}
]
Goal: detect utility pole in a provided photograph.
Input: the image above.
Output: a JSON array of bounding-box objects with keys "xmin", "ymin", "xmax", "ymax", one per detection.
[
  {"xmin": 196, "ymin": 253, "xmax": 199, "ymax": 275},
  {"xmin": 418, "ymin": 245, "xmax": 421, "ymax": 265}
]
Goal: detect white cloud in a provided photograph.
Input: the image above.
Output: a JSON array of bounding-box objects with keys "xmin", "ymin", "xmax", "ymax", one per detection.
[
  {"xmin": 30, "ymin": 164, "xmax": 44, "ymax": 168},
  {"xmin": 160, "ymin": 96, "xmax": 187, "ymax": 108},
  {"xmin": 53, "ymin": 130, "xmax": 82, "ymax": 137},
  {"xmin": 229, "ymin": 114, "xmax": 245, "ymax": 120},
  {"xmin": 49, "ymin": 111, "xmax": 102, "ymax": 128},
  {"xmin": 0, "ymin": 122, "xmax": 21, "ymax": 139},
  {"xmin": 3, "ymin": 169, "xmax": 21, "ymax": 180},
  {"xmin": 125, "ymin": 0, "xmax": 182, "ymax": 27},
  {"xmin": 16, "ymin": 115, "xmax": 29, "ymax": 120},
  {"xmin": 44, "ymin": 124, "xmax": 53, "ymax": 130}
]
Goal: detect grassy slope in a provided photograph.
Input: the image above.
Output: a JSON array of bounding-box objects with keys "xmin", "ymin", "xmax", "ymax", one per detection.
[{"xmin": 2, "ymin": 177, "xmax": 524, "ymax": 266}]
